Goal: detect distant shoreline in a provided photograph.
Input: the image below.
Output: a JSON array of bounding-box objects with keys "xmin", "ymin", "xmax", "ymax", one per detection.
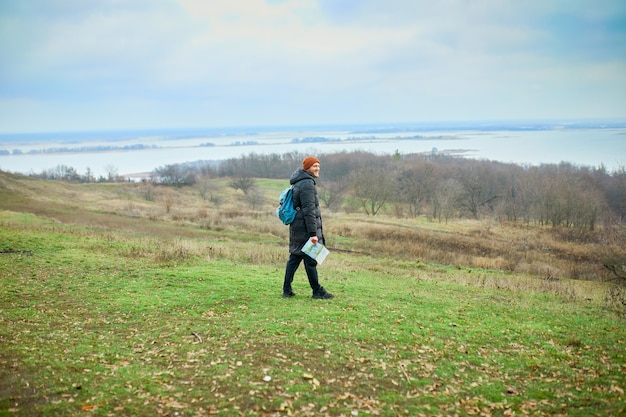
[
  {"xmin": 0, "ymin": 134, "xmax": 467, "ymax": 156},
  {"xmin": 1, "ymin": 118, "xmax": 625, "ymax": 144},
  {"xmin": 1, "ymin": 123, "xmax": 625, "ymax": 178}
]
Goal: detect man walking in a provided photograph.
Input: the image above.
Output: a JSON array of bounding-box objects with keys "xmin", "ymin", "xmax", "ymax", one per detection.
[{"xmin": 282, "ymin": 156, "xmax": 334, "ymax": 299}]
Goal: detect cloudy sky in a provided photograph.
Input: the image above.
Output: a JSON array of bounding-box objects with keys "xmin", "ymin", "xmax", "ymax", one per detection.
[{"xmin": 1, "ymin": 0, "xmax": 625, "ymax": 133}]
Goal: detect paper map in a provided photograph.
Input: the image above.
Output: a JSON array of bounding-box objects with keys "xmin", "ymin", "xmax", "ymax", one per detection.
[{"xmin": 302, "ymin": 238, "xmax": 330, "ymax": 264}]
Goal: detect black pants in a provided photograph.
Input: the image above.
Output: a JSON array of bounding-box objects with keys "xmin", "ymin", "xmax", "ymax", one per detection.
[{"xmin": 283, "ymin": 253, "xmax": 321, "ymax": 294}]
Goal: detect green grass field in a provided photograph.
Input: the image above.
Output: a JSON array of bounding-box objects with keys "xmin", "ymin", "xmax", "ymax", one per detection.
[
  {"xmin": 1, "ymin": 210, "xmax": 624, "ymax": 417},
  {"xmin": 0, "ymin": 172, "xmax": 625, "ymax": 416}
]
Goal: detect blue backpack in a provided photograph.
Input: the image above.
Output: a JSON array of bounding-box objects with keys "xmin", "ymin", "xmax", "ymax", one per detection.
[{"xmin": 276, "ymin": 186, "xmax": 298, "ymax": 225}]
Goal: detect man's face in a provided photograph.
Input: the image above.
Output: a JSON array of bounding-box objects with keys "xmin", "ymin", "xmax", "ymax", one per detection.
[{"xmin": 307, "ymin": 162, "xmax": 321, "ymax": 178}]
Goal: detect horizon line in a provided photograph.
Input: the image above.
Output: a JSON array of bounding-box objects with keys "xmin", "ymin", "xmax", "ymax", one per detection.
[{"xmin": 1, "ymin": 117, "xmax": 626, "ymax": 137}]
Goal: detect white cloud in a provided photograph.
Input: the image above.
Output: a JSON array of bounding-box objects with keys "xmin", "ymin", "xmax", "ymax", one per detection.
[{"xmin": 0, "ymin": 0, "xmax": 624, "ymax": 132}]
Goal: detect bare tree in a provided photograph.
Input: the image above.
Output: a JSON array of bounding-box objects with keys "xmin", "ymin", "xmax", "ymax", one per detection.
[
  {"xmin": 155, "ymin": 164, "xmax": 196, "ymax": 187},
  {"xmin": 432, "ymin": 178, "xmax": 462, "ymax": 223},
  {"xmin": 396, "ymin": 161, "xmax": 437, "ymax": 217},
  {"xmin": 318, "ymin": 180, "xmax": 346, "ymax": 210},
  {"xmin": 499, "ymin": 168, "xmax": 539, "ymax": 224},
  {"xmin": 83, "ymin": 167, "xmax": 95, "ymax": 183},
  {"xmin": 350, "ymin": 167, "xmax": 396, "ymax": 216},
  {"xmin": 229, "ymin": 176, "xmax": 257, "ymax": 195},
  {"xmin": 104, "ymin": 164, "xmax": 119, "ymax": 182},
  {"xmin": 456, "ymin": 165, "xmax": 500, "ymax": 219},
  {"xmin": 244, "ymin": 186, "xmax": 265, "ymax": 210},
  {"xmin": 196, "ymin": 177, "xmax": 223, "ymax": 207}
]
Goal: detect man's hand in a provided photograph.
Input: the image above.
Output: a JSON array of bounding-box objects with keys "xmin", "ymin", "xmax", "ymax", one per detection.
[{"xmin": 310, "ymin": 236, "xmax": 319, "ymax": 245}]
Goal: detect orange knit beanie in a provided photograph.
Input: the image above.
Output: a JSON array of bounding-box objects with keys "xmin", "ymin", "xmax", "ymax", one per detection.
[{"xmin": 302, "ymin": 156, "xmax": 320, "ymax": 170}]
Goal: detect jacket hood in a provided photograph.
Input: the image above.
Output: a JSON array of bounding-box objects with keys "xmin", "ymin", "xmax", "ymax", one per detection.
[{"xmin": 290, "ymin": 168, "xmax": 316, "ymax": 185}]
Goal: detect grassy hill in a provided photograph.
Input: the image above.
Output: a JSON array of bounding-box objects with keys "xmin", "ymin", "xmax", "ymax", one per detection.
[{"xmin": 0, "ymin": 171, "xmax": 624, "ymax": 416}]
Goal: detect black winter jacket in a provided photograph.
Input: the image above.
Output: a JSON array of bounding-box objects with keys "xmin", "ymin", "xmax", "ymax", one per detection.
[{"xmin": 288, "ymin": 168, "xmax": 324, "ymax": 254}]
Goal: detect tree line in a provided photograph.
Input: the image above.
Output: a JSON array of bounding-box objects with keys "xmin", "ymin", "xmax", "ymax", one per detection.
[
  {"xmin": 27, "ymin": 150, "xmax": 626, "ymax": 230},
  {"xmin": 152, "ymin": 151, "xmax": 625, "ymax": 230}
]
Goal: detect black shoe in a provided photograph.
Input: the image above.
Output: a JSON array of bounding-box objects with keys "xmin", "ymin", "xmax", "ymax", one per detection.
[
  {"xmin": 312, "ymin": 288, "xmax": 334, "ymax": 299},
  {"xmin": 282, "ymin": 291, "xmax": 296, "ymax": 298}
]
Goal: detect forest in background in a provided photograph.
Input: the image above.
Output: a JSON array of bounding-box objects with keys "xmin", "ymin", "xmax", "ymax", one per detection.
[{"xmin": 31, "ymin": 151, "xmax": 626, "ymax": 232}]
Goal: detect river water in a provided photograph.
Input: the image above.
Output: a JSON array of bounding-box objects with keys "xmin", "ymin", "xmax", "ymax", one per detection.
[{"xmin": 1, "ymin": 125, "xmax": 624, "ymax": 178}]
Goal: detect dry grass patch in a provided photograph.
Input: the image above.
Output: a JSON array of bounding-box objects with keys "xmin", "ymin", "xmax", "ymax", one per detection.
[
  {"xmin": 326, "ymin": 213, "xmax": 621, "ymax": 283},
  {"xmin": 1, "ymin": 171, "xmax": 624, "ymax": 287}
]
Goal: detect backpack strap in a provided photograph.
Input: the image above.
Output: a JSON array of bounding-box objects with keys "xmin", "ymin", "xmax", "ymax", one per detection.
[{"xmin": 292, "ymin": 177, "xmax": 313, "ymax": 210}]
